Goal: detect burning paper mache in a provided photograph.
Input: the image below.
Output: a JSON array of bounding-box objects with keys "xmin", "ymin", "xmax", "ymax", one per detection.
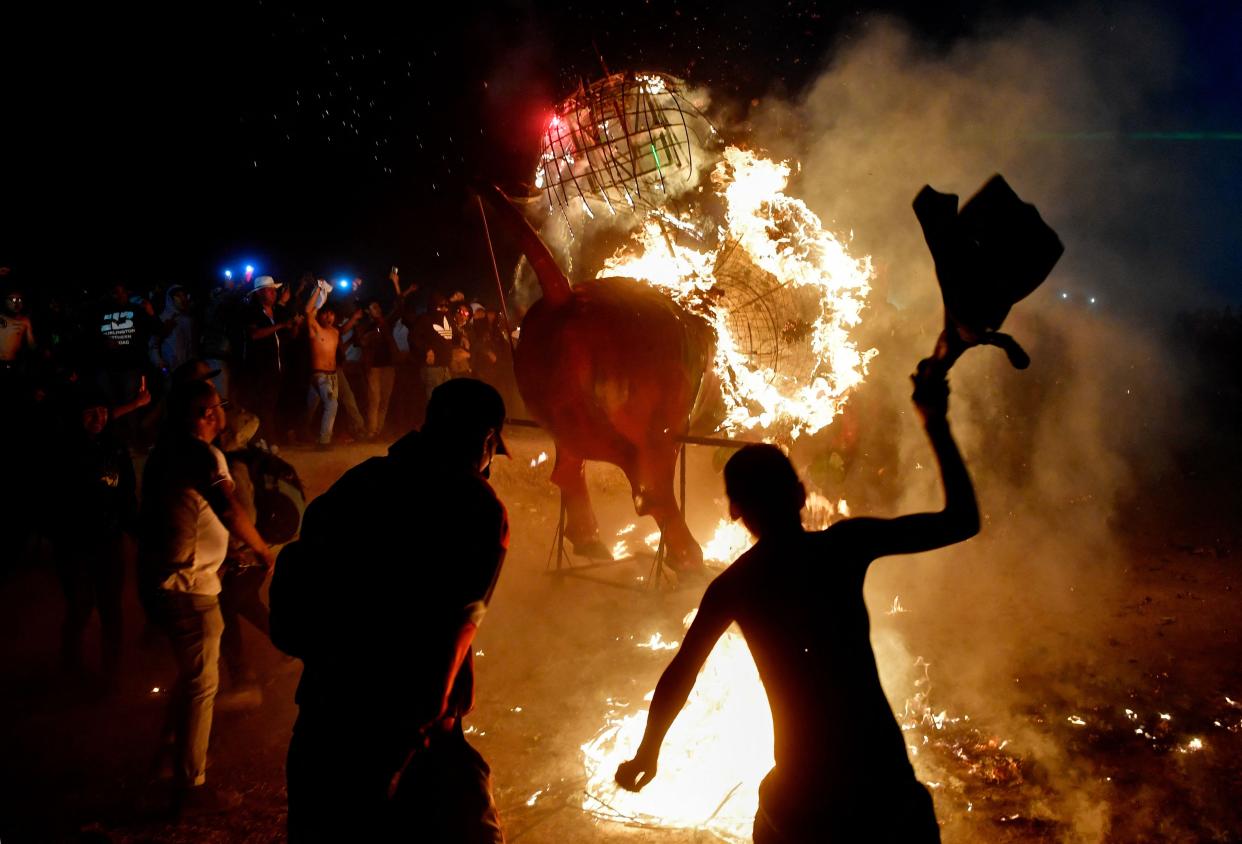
[{"xmin": 483, "ymin": 69, "xmax": 877, "ymax": 568}]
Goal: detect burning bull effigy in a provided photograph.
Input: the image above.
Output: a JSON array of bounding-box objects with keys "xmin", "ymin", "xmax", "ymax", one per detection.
[
  {"xmin": 485, "ymin": 72, "xmax": 882, "ymax": 571},
  {"xmin": 482, "ymin": 68, "xmax": 1064, "ymax": 840}
]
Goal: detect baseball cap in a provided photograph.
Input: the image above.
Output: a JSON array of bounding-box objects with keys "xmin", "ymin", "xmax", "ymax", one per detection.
[{"xmin": 424, "ymin": 378, "xmax": 509, "ymax": 456}]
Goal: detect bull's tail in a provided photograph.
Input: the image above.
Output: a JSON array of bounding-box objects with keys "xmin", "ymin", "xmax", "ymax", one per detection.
[{"xmin": 476, "ymin": 184, "xmax": 572, "ymax": 308}]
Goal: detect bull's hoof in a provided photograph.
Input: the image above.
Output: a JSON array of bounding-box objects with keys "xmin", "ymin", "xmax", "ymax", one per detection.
[{"xmin": 570, "ymin": 538, "xmax": 614, "ymax": 560}]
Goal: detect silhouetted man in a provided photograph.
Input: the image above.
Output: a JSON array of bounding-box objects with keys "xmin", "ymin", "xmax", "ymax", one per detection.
[
  {"xmin": 271, "ymin": 378, "xmax": 511, "ymax": 843},
  {"xmin": 616, "ymin": 368, "xmax": 979, "ymax": 842},
  {"xmin": 139, "ymin": 379, "xmax": 277, "ymax": 813}
]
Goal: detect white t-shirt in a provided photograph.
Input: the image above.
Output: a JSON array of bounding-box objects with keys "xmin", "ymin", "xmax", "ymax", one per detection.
[{"xmin": 143, "ymin": 440, "xmax": 234, "ymax": 596}]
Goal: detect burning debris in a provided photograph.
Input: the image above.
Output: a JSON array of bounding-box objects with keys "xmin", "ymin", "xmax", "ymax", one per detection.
[{"xmin": 600, "ymin": 146, "xmax": 876, "ymax": 439}]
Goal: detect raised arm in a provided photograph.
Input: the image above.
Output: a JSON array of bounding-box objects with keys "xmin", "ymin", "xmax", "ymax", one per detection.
[
  {"xmin": 616, "ymin": 580, "xmax": 734, "ymax": 791},
  {"xmin": 839, "ymin": 366, "xmax": 979, "ymax": 559},
  {"xmin": 304, "ymin": 280, "xmax": 331, "ymax": 338}
]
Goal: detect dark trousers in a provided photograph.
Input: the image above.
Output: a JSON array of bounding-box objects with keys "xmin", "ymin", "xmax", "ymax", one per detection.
[
  {"xmin": 55, "ymin": 535, "xmax": 127, "ymax": 677},
  {"xmin": 243, "ymin": 368, "xmax": 282, "ymax": 443},
  {"xmin": 287, "ymin": 716, "xmax": 503, "ymax": 843},
  {"xmin": 753, "ymin": 776, "xmax": 940, "ymax": 843},
  {"xmin": 219, "ymin": 563, "xmax": 270, "ymax": 682}
]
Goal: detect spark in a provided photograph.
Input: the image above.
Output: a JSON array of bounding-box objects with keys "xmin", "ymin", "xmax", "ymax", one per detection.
[
  {"xmin": 1176, "ymin": 737, "xmax": 1205, "ymax": 754},
  {"xmin": 637, "ymin": 633, "xmax": 680, "ymax": 651}
]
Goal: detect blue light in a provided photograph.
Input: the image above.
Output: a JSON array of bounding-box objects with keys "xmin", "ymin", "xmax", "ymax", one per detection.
[
  {"xmin": 337, "ymin": 278, "xmax": 350, "ymax": 289},
  {"xmin": 223, "ymin": 269, "xmax": 233, "ymax": 280},
  {"xmin": 245, "ymin": 265, "xmax": 255, "ymax": 274}
]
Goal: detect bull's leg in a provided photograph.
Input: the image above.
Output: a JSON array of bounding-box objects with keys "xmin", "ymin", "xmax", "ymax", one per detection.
[
  {"xmin": 631, "ymin": 441, "xmax": 703, "ymax": 571},
  {"xmin": 551, "ymin": 447, "xmax": 612, "ymax": 560}
]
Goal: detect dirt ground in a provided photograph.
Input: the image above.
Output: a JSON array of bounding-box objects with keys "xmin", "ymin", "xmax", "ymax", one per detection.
[{"xmin": 2, "ymin": 426, "xmax": 1241, "ymax": 843}]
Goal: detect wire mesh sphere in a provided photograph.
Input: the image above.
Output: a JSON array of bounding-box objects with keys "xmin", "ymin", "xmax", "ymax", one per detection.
[
  {"xmin": 536, "ymin": 72, "xmax": 718, "ymax": 223},
  {"xmin": 712, "ymin": 245, "xmax": 825, "ymax": 385}
]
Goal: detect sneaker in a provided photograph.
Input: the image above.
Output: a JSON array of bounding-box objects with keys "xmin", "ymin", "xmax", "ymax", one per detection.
[{"xmin": 174, "ymin": 783, "xmax": 242, "ymax": 816}]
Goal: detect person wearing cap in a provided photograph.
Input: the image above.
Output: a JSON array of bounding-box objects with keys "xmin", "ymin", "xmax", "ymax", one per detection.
[
  {"xmin": 413, "ymin": 293, "xmax": 456, "ymax": 401},
  {"xmin": 271, "ymin": 378, "xmax": 511, "ymax": 843},
  {"xmin": 242, "ymin": 276, "xmax": 302, "ymax": 443}
]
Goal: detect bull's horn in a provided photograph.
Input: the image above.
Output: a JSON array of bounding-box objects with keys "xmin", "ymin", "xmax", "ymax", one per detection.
[{"xmin": 475, "ymin": 183, "xmax": 572, "ymax": 308}]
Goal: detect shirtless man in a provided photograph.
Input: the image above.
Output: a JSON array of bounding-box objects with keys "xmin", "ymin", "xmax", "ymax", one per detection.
[
  {"xmin": 0, "ymin": 288, "xmax": 36, "ymax": 364},
  {"xmin": 616, "ymin": 367, "xmax": 979, "ymax": 842},
  {"xmin": 305, "ymin": 280, "xmax": 342, "ymax": 449}
]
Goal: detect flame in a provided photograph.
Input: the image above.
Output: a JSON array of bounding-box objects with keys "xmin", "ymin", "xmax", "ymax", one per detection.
[
  {"xmin": 701, "ymin": 518, "xmax": 752, "ymax": 565},
  {"xmin": 636, "ymin": 632, "xmax": 681, "ymax": 651},
  {"xmin": 600, "ymin": 146, "xmax": 876, "ymax": 438},
  {"xmin": 582, "ymin": 616, "xmax": 773, "ymax": 840},
  {"xmin": 530, "ymin": 451, "xmax": 549, "ymax": 468}
]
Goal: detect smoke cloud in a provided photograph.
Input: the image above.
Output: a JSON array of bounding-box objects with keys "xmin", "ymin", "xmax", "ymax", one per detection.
[{"xmin": 740, "ymin": 8, "xmax": 1198, "ymax": 839}]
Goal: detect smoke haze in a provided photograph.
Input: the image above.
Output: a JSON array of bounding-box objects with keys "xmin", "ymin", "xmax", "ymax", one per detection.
[{"xmin": 741, "ymin": 8, "xmax": 1201, "ymax": 839}]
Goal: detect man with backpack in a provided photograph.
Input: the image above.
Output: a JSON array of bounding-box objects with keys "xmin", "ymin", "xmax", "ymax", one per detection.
[{"xmin": 271, "ymin": 378, "xmax": 511, "ymax": 843}]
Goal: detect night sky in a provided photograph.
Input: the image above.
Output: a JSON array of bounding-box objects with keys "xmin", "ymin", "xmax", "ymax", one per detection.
[{"xmin": 3, "ymin": 1, "xmax": 1239, "ymax": 304}]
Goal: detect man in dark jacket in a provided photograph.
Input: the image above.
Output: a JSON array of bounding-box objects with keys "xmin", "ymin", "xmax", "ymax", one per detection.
[
  {"xmin": 412, "ymin": 294, "xmax": 455, "ymax": 400},
  {"xmin": 271, "ymin": 378, "xmax": 511, "ymax": 843}
]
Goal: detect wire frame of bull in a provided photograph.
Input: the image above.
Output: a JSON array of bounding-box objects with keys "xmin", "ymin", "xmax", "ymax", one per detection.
[
  {"xmin": 535, "ymin": 72, "xmax": 718, "ymax": 226},
  {"xmin": 711, "ymin": 241, "xmax": 826, "ymax": 393}
]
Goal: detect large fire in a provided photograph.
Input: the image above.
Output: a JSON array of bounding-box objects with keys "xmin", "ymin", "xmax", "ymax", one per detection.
[
  {"xmin": 600, "ymin": 146, "xmax": 876, "ymax": 438},
  {"xmin": 582, "ymin": 502, "xmax": 850, "ymax": 840},
  {"xmin": 582, "ymin": 610, "xmax": 770, "ymax": 841},
  {"xmin": 538, "ymin": 73, "xmax": 884, "ymax": 837}
]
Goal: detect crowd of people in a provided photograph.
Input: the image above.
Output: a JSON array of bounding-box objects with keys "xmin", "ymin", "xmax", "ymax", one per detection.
[
  {"xmin": 0, "ymin": 264, "xmax": 519, "ymax": 458},
  {"xmin": 3, "ymin": 258, "xmax": 982, "ymax": 842},
  {"xmin": 0, "ymin": 263, "xmax": 522, "ymax": 824}
]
